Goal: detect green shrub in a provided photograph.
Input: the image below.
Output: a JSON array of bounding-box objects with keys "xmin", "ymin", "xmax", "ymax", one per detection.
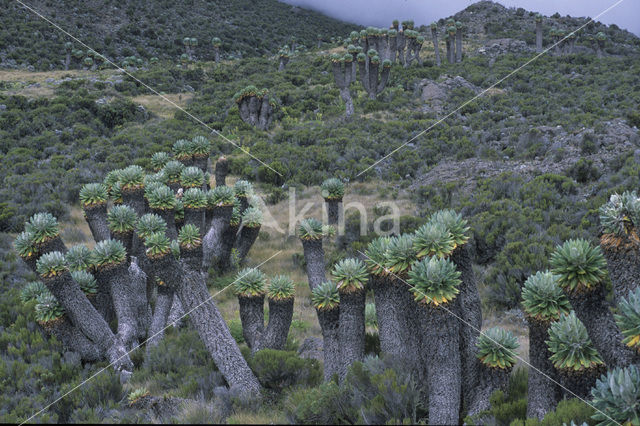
[{"xmin": 248, "ymin": 349, "xmax": 321, "ymax": 392}]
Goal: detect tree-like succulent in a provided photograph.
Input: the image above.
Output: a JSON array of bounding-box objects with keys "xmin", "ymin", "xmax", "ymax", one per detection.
[
  {"xmin": 599, "ymin": 191, "xmax": 640, "ymax": 248},
  {"xmin": 136, "ymin": 214, "xmax": 167, "ymax": 241},
  {"xmin": 146, "ymin": 185, "xmax": 176, "ymax": 210},
  {"xmin": 25, "ymin": 213, "xmax": 59, "ymax": 244},
  {"xmin": 107, "ymin": 205, "xmax": 138, "ymax": 234},
  {"xmin": 207, "ymin": 186, "xmax": 235, "ymax": 207},
  {"xmin": 229, "ymin": 200, "xmax": 242, "ymax": 226},
  {"xmin": 79, "ymin": 183, "xmax": 108, "ymax": 207},
  {"xmin": 36, "ymin": 251, "xmax": 67, "ymax": 278},
  {"xmin": 182, "ymin": 188, "xmax": 207, "ymax": 209},
  {"xmin": 174, "ymin": 199, "xmax": 184, "ymax": 223},
  {"xmin": 384, "ymin": 234, "xmax": 418, "ymax": 276},
  {"xmin": 407, "ymin": 255, "xmax": 461, "ymax": 306},
  {"xmin": 127, "ymin": 387, "xmax": 150, "ymax": 406},
  {"xmin": 178, "ymin": 224, "xmax": 202, "ymax": 249},
  {"xmin": 364, "ymin": 236, "xmax": 391, "ymax": 276},
  {"xmin": 14, "ymin": 231, "xmax": 38, "ymax": 260},
  {"xmin": 615, "ymin": 287, "xmax": 640, "ymax": 352},
  {"xmin": 321, "ymin": 178, "xmax": 345, "ymax": 201},
  {"xmin": 413, "ymin": 221, "xmax": 456, "ymax": 259},
  {"xmin": 144, "ymin": 232, "xmax": 171, "ymax": 259},
  {"xmin": 191, "ymin": 135, "xmax": 210, "ymax": 157},
  {"xmin": 521, "ymin": 270, "xmax": 571, "ymax": 323},
  {"xmin": 234, "ymin": 268, "xmax": 267, "ymax": 297},
  {"xmin": 71, "ymin": 270, "xmax": 98, "ymax": 296},
  {"xmin": 234, "ymin": 180, "xmax": 253, "ymax": 198},
  {"xmin": 66, "ymin": 244, "xmax": 92, "ymax": 271},
  {"xmin": 311, "ymin": 280, "xmax": 340, "ymax": 311},
  {"xmin": 163, "ymin": 160, "xmax": 185, "ymax": 184},
  {"xmin": 267, "ymin": 275, "xmax": 295, "ymax": 301},
  {"xmin": 118, "ymin": 165, "xmax": 145, "ymax": 191},
  {"xmin": 173, "ymin": 139, "xmax": 193, "ymax": 162},
  {"xmin": 20, "ymin": 281, "xmax": 48, "ymax": 303},
  {"xmin": 241, "ymin": 207, "xmax": 263, "ymax": 228},
  {"xmin": 591, "ymin": 365, "xmax": 640, "ymax": 426},
  {"xmin": 546, "ymin": 311, "xmax": 604, "ymax": 371},
  {"xmin": 298, "ymin": 218, "xmax": 325, "ymax": 240},
  {"xmin": 212, "ymin": 37, "xmax": 222, "ymax": 47},
  {"xmin": 549, "ymin": 239, "xmax": 608, "ymax": 295},
  {"xmin": 35, "ymin": 291, "xmax": 65, "ymax": 323},
  {"xmin": 150, "ymin": 152, "xmax": 171, "ymax": 171},
  {"xmin": 431, "ymin": 209, "xmax": 470, "ymax": 248},
  {"xmin": 332, "ymin": 258, "xmax": 368, "ymax": 293},
  {"xmin": 180, "ymin": 166, "xmax": 205, "ymax": 188},
  {"xmin": 89, "ymin": 240, "xmax": 127, "ymax": 269},
  {"xmin": 476, "ymin": 327, "xmax": 519, "ymax": 369}
]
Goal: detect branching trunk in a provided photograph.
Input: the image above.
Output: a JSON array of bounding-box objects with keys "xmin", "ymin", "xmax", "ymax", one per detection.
[
  {"xmin": 83, "ymin": 204, "xmax": 110, "ymax": 242},
  {"xmin": 432, "ymin": 29, "xmax": 441, "ymax": 66},
  {"xmin": 467, "ymin": 363, "xmax": 511, "ymax": 418},
  {"xmin": 332, "ymin": 59, "xmax": 354, "ymax": 119},
  {"xmin": 527, "ymin": 319, "xmax": 560, "ymax": 420},
  {"xmin": 456, "ymin": 31, "xmax": 463, "ymax": 63},
  {"xmin": 259, "ymin": 298, "xmax": 294, "ymax": 350},
  {"xmin": 218, "ymin": 223, "xmax": 239, "ymax": 273},
  {"xmin": 301, "ymin": 239, "xmax": 325, "ymax": 291},
  {"xmin": 236, "ymin": 225, "xmax": 260, "ymax": 265},
  {"xmin": 40, "ymin": 316, "xmax": 102, "ymax": 362},
  {"xmin": 370, "ymin": 275, "xmax": 407, "ymax": 358},
  {"xmin": 338, "ymin": 290, "xmax": 365, "ymax": 381},
  {"xmin": 146, "ymin": 284, "xmax": 174, "ymax": 350},
  {"xmin": 129, "ymin": 258, "xmax": 151, "ymax": 341},
  {"xmin": 202, "ymin": 205, "xmax": 232, "ymax": 272},
  {"xmin": 602, "ymin": 245, "xmax": 640, "ymax": 303},
  {"xmin": 238, "ymin": 295, "xmax": 265, "ymax": 350}
]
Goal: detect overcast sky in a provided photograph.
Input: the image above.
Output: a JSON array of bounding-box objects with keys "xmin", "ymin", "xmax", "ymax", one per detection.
[{"xmin": 279, "ymin": 0, "xmax": 640, "ymax": 36}]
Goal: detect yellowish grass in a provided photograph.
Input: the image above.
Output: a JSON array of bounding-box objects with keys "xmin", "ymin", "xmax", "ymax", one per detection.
[
  {"xmin": 0, "ymin": 69, "xmax": 116, "ymax": 83},
  {"xmin": 132, "ymin": 93, "xmax": 195, "ymax": 119}
]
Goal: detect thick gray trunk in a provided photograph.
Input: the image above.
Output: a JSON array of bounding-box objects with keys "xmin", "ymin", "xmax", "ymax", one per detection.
[
  {"xmin": 432, "ymin": 30, "xmax": 441, "ymax": 66},
  {"xmin": 558, "ymin": 366, "xmax": 604, "ymax": 400},
  {"xmin": 326, "ymin": 199, "xmax": 342, "ymax": 225},
  {"xmin": 152, "ymin": 208, "xmax": 178, "ymax": 240},
  {"xmin": 41, "ymin": 271, "xmax": 133, "ymax": 373},
  {"xmin": 536, "ymin": 23, "xmax": 543, "ymax": 53},
  {"xmin": 257, "ymin": 96, "xmax": 273, "ymax": 131},
  {"xmin": 370, "ymin": 276, "xmax": 407, "ymax": 358},
  {"xmin": 173, "ymin": 268, "xmax": 261, "ymax": 395},
  {"xmin": 181, "ymin": 245, "xmax": 203, "ymax": 273},
  {"xmin": 602, "ymin": 246, "xmax": 640, "ymax": 304},
  {"xmin": 566, "ymin": 285, "xmax": 634, "ymax": 368},
  {"xmin": 339, "ymin": 87, "xmax": 354, "ymax": 118},
  {"xmin": 122, "ymin": 188, "xmax": 146, "ymax": 217},
  {"xmin": 338, "ymin": 290, "xmax": 365, "ymax": 381},
  {"xmin": 214, "ymin": 157, "xmax": 228, "ymax": 187},
  {"xmin": 84, "ymin": 204, "xmax": 110, "ymax": 242},
  {"xmin": 467, "ymin": 363, "xmax": 511, "ymax": 418},
  {"xmin": 65, "ymin": 53, "xmax": 70, "ymax": 70},
  {"xmin": 146, "ymin": 284, "xmax": 174, "ymax": 350},
  {"xmin": 193, "ymin": 155, "xmax": 209, "ymax": 173},
  {"xmin": 129, "ymin": 258, "xmax": 151, "ymax": 341},
  {"xmin": 527, "ymin": 319, "xmax": 560, "ymax": 420},
  {"xmin": 236, "ymin": 225, "xmax": 260, "ymax": 264},
  {"xmin": 456, "ymin": 31, "xmax": 463, "ymax": 62},
  {"xmin": 183, "ymin": 208, "xmax": 205, "ymax": 232},
  {"xmin": 167, "ymin": 294, "xmax": 185, "ymax": 328},
  {"xmin": 218, "ymin": 223, "xmax": 239, "ymax": 273},
  {"xmin": 301, "ymin": 239, "xmax": 325, "ymax": 291},
  {"xmin": 424, "ymin": 305, "xmax": 461, "ymax": 425},
  {"xmin": 238, "ymin": 295, "xmax": 265, "ymax": 350},
  {"xmin": 214, "ymin": 48, "xmax": 220, "ymax": 63},
  {"xmin": 41, "ymin": 316, "xmax": 102, "ymax": 362},
  {"xmin": 317, "ymin": 307, "xmax": 341, "ymax": 382},
  {"xmin": 451, "ymin": 245, "xmax": 482, "ymax": 413},
  {"xmin": 202, "ymin": 205, "xmax": 232, "ymax": 272},
  {"xmin": 259, "ymin": 298, "xmax": 294, "ymax": 350}
]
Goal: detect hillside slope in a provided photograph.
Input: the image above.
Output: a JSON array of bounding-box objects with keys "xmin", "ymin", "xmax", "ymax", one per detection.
[{"xmin": 0, "ymin": 0, "xmax": 361, "ymax": 70}]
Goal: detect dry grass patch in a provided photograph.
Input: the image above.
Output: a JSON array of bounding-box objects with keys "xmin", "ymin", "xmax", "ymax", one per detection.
[{"xmin": 132, "ymin": 93, "xmax": 195, "ymax": 119}]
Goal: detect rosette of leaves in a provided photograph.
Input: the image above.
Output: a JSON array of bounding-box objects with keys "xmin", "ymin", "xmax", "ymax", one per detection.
[
  {"xmin": 332, "ymin": 258, "xmax": 368, "ymax": 293},
  {"xmin": 233, "ymin": 85, "xmax": 259, "ymax": 104},
  {"xmin": 241, "ymin": 207, "xmax": 263, "ymax": 228},
  {"xmin": 20, "ymin": 281, "xmax": 48, "ymax": 303},
  {"xmin": 229, "ymin": 199, "xmax": 242, "ymax": 226},
  {"xmin": 14, "ymin": 231, "xmax": 38, "ymax": 260},
  {"xmin": 591, "ymin": 365, "xmax": 640, "ymax": 426},
  {"xmin": 110, "ymin": 182, "xmax": 123, "ymax": 204},
  {"xmin": 407, "ymin": 256, "xmax": 461, "ymax": 306},
  {"xmin": 144, "ymin": 172, "xmax": 167, "ymax": 190},
  {"xmin": 136, "ymin": 214, "xmax": 167, "ymax": 241},
  {"xmin": 234, "ymin": 268, "xmax": 267, "ymax": 297},
  {"xmin": 35, "ymin": 292, "xmax": 65, "ymax": 323},
  {"xmin": 298, "ymin": 218, "xmax": 324, "ymax": 240},
  {"xmin": 546, "ymin": 311, "xmax": 604, "ymax": 371},
  {"xmin": 212, "ymin": 37, "xmax": 222, "ymax": 48},
  {"xmin": 178, "ymin": 224, "xmax": 202, "ymax": 249},
  {"xmin": 127, "ymin": 387, "xmax": 150, "ymax": 406},
  {"xmin": 89, "ymin": 240, "xmax": 127, "ymax": 269},
  {"xmin": 36, "ymin": 251, "xmax": 67, "ymax": 278},
  {"xmin": 321, "ymin": 178, "xmax": 345, "ymax": 201},
  {"xmin": 162, "ymin": 160, "xmax": 185, "ymax": 184},
  {"xmin": 191, "ymin": 136, "xmax": 210, "ymax": 157},
  {"xmin": 311, "ymin": 280, "xmax": 340, "ymax": 311},
  {"xmin": 174, "ymin": 199, "xmax": 184, "ymax": 223},
  {"xmin": 107, "ymin": 205, "xmax": 138, "ymax": 234},
  {"xmin": 180, "ymin": 166, "xmax": 205, "ymax": 189},
  {"xmin": 384, "ymin": 234, "xmax": 418, "ymax": 276},
  {"xmin": 430, "ymin": 209, "xmax": 470, "ymax": 248},
  {"xmin": 144, "ymin": 232, "xmax": 172, "ymax": 259},
  {"xmin": 66, "ymin": 244, "xmax": 92, "ymax": 271},
  {"xmin": 521, "ymin": 270, "xmax": 571, "ymax": 323},
  {"xmin": 71, "ymin": 270, "xmax": 98, "ymax": 296},
  {"xmin": 365, "ymin": 303, "xmax": 378, "ymax": 333},
  {"xmin": 119, "ymin": 165, "xmax": 145, "ymax": 191},
  {"xmin": 267, "ymin": 275, "xmax": 295, "ymax": 301},
  {"xmin": 170, "ymin": 240, "xmax": 180, "ymax": 259},
  {"xmin": 146, "ymin": 185, "xmax": 176, "ymax": 211},
  {"xmin": 476, "ymin": 327, "xmax": 519, "ymax": 369},
  {"xmin": 599, "ymin": 191, "xmax": 640, "ymax": 248},
  {"xmin": 364, "ymin": 236, "xmax": 391, "ymax": 276},
  {"xmin": 207, "ymin": 186, "xmax": 235, "ymax": 207},
  {"xmin": 79, "ymin": 183, "xmax": 108, "ymax": 208},
  {"xmin": 413, "ymin": 221, "xmax": 456, "ymax": 259},
  {"xmin": 173, "ymin": 139, "xmax": 193, "ymax": 162},
  {"xmin": 150, "ymin": 152, "xmax": 171, "ymax": 171},
  {"xmin": 615, "ymin": 287, "xmax": 640, "ymax": 351},
  {"xmin": 549, "ymin": 239, "xmax": 608, "ymax": 295},
  {"xmin": 182, "ymin": 188, "xmax": 207, "ymax": 209},
  {"xmin": 234, "ymin": 180, "xmax": 253, "ymax": 198},
  {"xmin": 103, "ymin": 169, "xmax": 122, "ymax": 192},
  {"xmin": 25, "ymin": 213, "xmax": 59, "ymax": 245}
]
